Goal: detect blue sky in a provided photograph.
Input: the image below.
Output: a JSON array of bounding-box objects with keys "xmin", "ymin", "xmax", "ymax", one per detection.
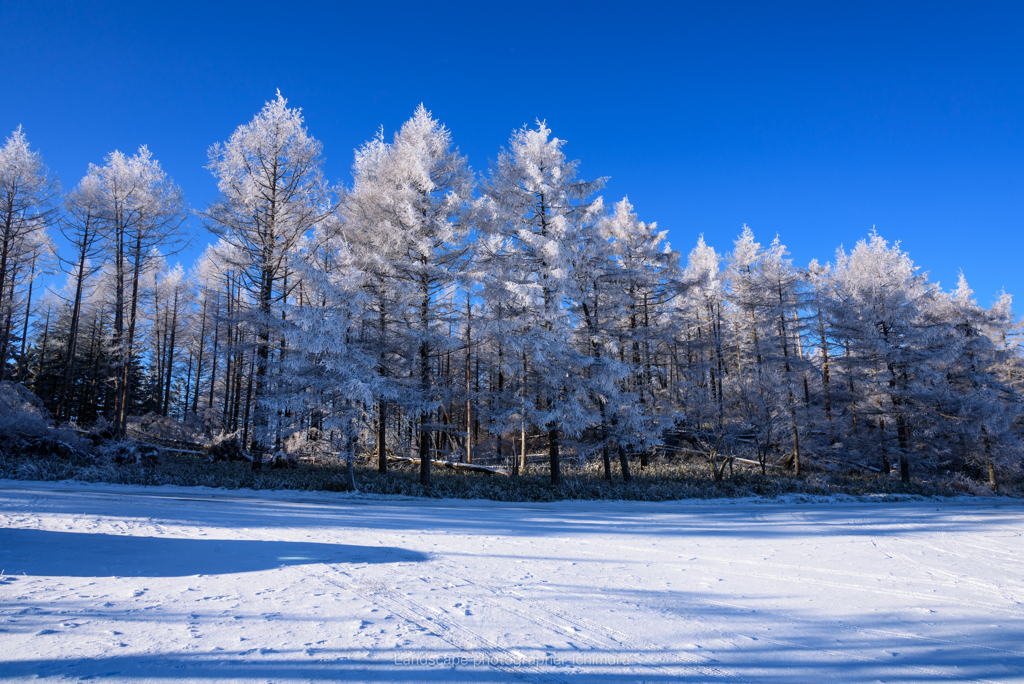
[{"xmin": 2, "ymin": 1, "xmax": 1022, "ymax": 307}]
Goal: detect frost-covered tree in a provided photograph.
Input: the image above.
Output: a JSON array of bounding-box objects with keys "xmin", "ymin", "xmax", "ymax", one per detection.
[
  {"xmin": 831, "ymin": 232, "xmax": 935, "ymax": 482},
  {"xmin": 7, "ymin": 104, "xmax": 1024, "ymax": 491},
  {"xmin": 595, "ymin": 198, "xmax": 678, "ymax": 473},
  {"xmin": 0, "ymin": 127, "xmax": 60, "ymax": 380},
  {"xmin": 86, "ymin": 146, "xmax": 187, "ymax": 436},
  {"xmin": 929, "ymin": 275, "xmax": 1022, "ymax": 489},
  {"xmin": 677, "ymin": 235, "xmax": 735, "ymax": 476},
  {"xmin": 205, "ymin": 92, "xmax": 335, "ymax": 468},
  {"xmin": 147, "ymin": 263, "xmax": 189, "ymax": 417},
  {"xmin": 482, "ymin": 121, "xmax": 606, "ymax": 485},
  {"xmin": 723, "ymin": 227, "xmax": 789, "ymax": 472},
  {"xmin": 756, "ymin": 236, "xmax": 806, "ymax": 474},
  {"xmin": 345, "ymin": 105, "xmax": 474, "ymax": 484},
  {"xmin": 54, "ymin": 174, "xmax": 107, "ymax": 420},
  {"xmin": 281, "ymin": 223, "xmax": 385, "ymax": 491}
]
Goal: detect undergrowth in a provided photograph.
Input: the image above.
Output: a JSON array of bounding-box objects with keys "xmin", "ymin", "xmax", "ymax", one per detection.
[{"xmin": 1, "ymin": 448, "xmax": 1017, "ymax": 501}]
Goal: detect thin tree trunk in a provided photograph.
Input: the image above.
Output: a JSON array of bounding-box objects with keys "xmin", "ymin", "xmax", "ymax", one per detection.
[
  {"xmin": 982, "ymin": 427, "xmax": 998, "ymax": 492},
  {"xmin": 116, "ymin": 232, "xmax": 145, "ymax": 436},
  {"xmin": 192, "ymin": 293, "xmax": 207, "ymax": 414},
  {"xmin": 618, "ymin": 443, "xmax": 633, "ymax": 483},
  {"xmin": 465, "ymin": 293, "xmax": 472, "ymax": 464},
  {"xmin": 17, "ymin": 254, "xmax": 36, "ymax": 382},
  {"xmin": 777, "ymin": 285, "xmax": 800, "ymax": 475},
  {"xmin": 377, "ymin": 298, "xmax": 387, "ymax": 474},
  {"xmin": 418, "ymin": 274, "xmax": 431, "ymax": 486},
  {"xmin": 162, "ymin": 286, "xmax": 178, "ymax": 416},
  {"xmin": 346, "ymin": 417, "xmax": 357, "ymax": 492},
  {"xmin": 209, "ymin": 293, "xmax": 221, "ymax": 412},
  {"xmin": 242, "ymin": 353, "xmax": 255, "ymax": 451},
  {"xmin": 520, "ymin": 419, "xmax": 526, "ymax": 474},
  {"xmin": 58, "ymin": 232, "xmax": 92, "ymax": 420},
  {"xmin": 377, "ymin": 400, "xmax": 387, "ymax": 473}
]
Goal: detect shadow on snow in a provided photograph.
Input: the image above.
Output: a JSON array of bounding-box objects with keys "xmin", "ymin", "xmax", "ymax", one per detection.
[{"xmin": 0, "ymin": 528, "xmax": 428, "ymax": 577}]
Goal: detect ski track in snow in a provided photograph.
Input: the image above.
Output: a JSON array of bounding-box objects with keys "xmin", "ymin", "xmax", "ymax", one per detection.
[{"xmin": 0, "ymin": 480, "xmax": 1022, "ymax": 683}]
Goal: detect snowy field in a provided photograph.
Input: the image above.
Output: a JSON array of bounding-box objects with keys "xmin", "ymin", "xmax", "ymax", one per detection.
[{"xmin": 0, "ymin": 481, "xmax": 1022, "ymax": 683}]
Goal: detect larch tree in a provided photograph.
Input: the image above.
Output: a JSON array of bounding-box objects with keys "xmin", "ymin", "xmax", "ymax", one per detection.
[
  {"xmin": 680, "ymin": 235, "xmax": 732, "ymax": 478},
  {"xmin": 344, "ymin": 104, "xmax": 474, "ymax": 485},
  {"xmin": 758, "ymin": 236, "xmax": 806, "ymax": 475},
  {"xmin": 482, "ymin": 121, "xmax": 606, "ymax": 485},
  {"xmin": 831, "ymin": 232, "xmax": 935, "ymax": 482},
  {"xmin": 283, "ymin": 221, "xmax": 385, "ymax": 491},
  {"xmin": 55, "ymin": 173, "xmax": 108, "ymax": 420},
  {"xmin": 0, "ymin": 127, "xmax": 60, "ymax": 380},
  {"xmin": 724, "ymin": 227, "xmax": 786, "ymax": 473},
  {"xmin": 205, "ymin": 92, "xmax": 335, "ymax": 469},
  {"xmin": 932, "ymin": 275, "xmax": 1021, "ymax": 490},
  {"xmin": 597, "ymin": 197, "xmax": 677, "ymax": 474},
  {"xmin": 88, "ymin": 146, "xmax": 187, "ymax": 436}
]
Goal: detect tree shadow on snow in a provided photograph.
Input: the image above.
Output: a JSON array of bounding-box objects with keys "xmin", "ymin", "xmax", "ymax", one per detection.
[
  {"xmin": 0, "ymin": 528, "xmax": 427, "ymax": 577},
  {"xmin": 2, "ymin": 640, "xmax": 1019, "ymax": 683}
]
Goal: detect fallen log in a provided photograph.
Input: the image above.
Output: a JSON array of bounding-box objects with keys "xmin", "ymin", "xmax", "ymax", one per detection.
[
  {"xmin": 732, "ymin": 457, "xmax": 782, "ymax": 469},
  {"xmin": 387, "ymin": 455, "xmax": 511, "ymax": 477},
  {"xmin": 155, "ymin": 446, "xmax": 204, "ymax": 456}
]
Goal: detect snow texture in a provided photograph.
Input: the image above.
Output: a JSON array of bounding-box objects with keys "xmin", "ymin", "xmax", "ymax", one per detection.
[{"xmin": 0, "ymin": 480, "xmax": 1021, "ymax": 683}]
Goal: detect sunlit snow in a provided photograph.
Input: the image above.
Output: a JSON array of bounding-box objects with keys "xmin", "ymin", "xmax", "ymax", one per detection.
[{"xmin": 1, "ymin": 481, "xmax": 1021, "ymax": 683}]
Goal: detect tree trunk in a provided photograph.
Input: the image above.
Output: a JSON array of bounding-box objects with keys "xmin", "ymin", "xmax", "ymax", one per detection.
[
  {"xmin": 59, "ymin": 231, "xmax": 92, "ymax": 420},
  {"xmin": 377, "ymin": 400, "xmax": 387, "ymax": 473},
  {"xmin": 242, "ymin": 353, "xmax": 255, "ymax": 451},
  {"xmin": 116, "ymin": 231, "xmax": 145, "ymax": 437},
  {"xmin": 16, "ymin": 254, "xmax": 36, "ymax": 382},
  {"xmin": 192, "ymin": 293, "xmax": 207, "ymax": 414},
  {"xmin": 162, "ymin": 286, "xmax": 178, "ymax": 416},
  {"xmin": 251, "ymin": 258, "xmax": 273, "ymax": 471},
  {"xmin": 346, "ymin": 417, "xmax": 358, "ymax": 492},
  {"xmin": 465, "ymin": 294, "xmax": 472, "ymax": 463},
  {"xmin": 896, "ymin": 414, "xmax": 910, "ymax": 484},
  {"xmin": 548, "ymin": 426, "xmax": 560, "ymax": 486},
  {"xmin": 618, "ymin": 443, "xmax": 632, "ymax": 483},
  {"xmin": 418, "ymin": 275, "xmax": 431, "ymax": 486}
]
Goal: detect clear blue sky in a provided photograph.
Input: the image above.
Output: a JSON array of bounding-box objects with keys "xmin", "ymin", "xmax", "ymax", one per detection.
[{"xmin": 3, "ymin": 1, "xmax": 1022, "ymax": 307}]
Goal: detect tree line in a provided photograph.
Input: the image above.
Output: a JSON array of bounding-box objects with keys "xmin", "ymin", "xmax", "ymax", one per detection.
[{"xmin": 2, "ymin": 94, "xmax": 1021, "ymax": 488}]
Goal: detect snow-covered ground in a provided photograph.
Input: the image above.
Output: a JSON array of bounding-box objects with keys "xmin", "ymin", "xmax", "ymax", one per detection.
[{"xmin": 0, "ymin": 481, "xmax": 1021, "ymax": 683}]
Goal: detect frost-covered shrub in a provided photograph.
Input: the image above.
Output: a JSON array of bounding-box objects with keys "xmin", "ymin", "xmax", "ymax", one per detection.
[
  {"xmin": 0, "ymin": 381, "xmax": 51, "ymax": 440},
  {"xmin": 129, "ymin": 412, "xmax": 206, "ymax": 445},
  {"xmin": 948, "ymin": 472, "xmax": 995, "ymax": 496},
  {"xmin": 0, "ymin": 381, "xmax": 90, "ymax": 459},
  {"xmin": 270, "ymin": 451, "xmax": 298, "ymax": 469},
  {"xmin": 283, "ymin": 428, "xmax": 335, "ymax": 461},
  {"xmin": 197, "ymin": 407, "xmax": 224, "ymax": 439},
  {"xmin": 206, "ymin": 433, "xmax": 251, "ymax": 462},
  {"xmin": 96, "ymin": 439, "xmax": 161, "ymax": 466},
  {"xmin": 84, "ymin": 416, "xmax": 118, "ymax": 446}
]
